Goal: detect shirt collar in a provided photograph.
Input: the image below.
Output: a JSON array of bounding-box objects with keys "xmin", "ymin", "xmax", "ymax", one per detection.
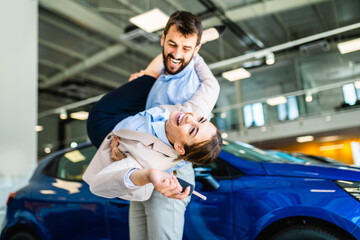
[
  {"xmin": 162, "ymin": 58, "xmax": 195, "ymax": 82},
  {"xmin": 152, "ymin": 121, "xmax": 172, "ymax": 147},
  {"xmin": 149, "ymin": 109, "xmax": 173, "ymax": 147}
]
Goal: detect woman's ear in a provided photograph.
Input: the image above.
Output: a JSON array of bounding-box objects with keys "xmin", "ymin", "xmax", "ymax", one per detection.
[{"xmin": 174, "ymin": 142, "xmax": 185, "ymax": 155}]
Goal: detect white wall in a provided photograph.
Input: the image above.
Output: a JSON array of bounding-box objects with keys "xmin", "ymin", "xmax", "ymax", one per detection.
[{"xmin": 0, "ymin": 0, "xmax": 38, "ymax": 225}]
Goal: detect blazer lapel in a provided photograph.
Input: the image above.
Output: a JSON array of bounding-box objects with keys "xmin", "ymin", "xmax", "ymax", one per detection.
[{"xmin": 112, "ymin": 129, "xmax": 178, "ymax": 158}]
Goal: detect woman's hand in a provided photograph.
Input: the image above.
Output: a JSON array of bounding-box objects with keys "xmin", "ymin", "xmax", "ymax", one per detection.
[
  {"xmin": 128, "ymin": 70, "xmax": 145, "ymax": 82},
  {"xmin": 110, "ymin": 136, "xmax": 127, "ymax": 161},
  {"xmin": 148, "ymin": 169, "xmax": 190, "ymax": 200}
]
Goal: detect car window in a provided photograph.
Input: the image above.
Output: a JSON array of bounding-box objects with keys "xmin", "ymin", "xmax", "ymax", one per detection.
[
  {"xmin": 195, "ymin": 158, "xmax": 244, "ymax": 179},
  {"xmin": 222, "ymin": 140, "xmax": 291, "ymax": 163},
  {"xmin": 43, "ymin": 145, "xmax": 97, "ymax": 181}
]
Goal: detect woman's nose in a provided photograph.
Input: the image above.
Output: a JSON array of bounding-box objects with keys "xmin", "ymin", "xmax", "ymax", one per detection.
[{"xmin": 185, "ymin": 115, "xmax": 197, "ymax": 125}]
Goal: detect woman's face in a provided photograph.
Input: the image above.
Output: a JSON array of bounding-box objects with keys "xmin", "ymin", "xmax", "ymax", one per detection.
[{"xmin": 165, "ymin": 111, "xmax": 217, "ymax": 154}]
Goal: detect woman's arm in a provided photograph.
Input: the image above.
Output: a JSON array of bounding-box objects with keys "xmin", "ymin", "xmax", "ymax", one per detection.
[
  {"xmin": 183, "ymin": 54, "xmax": 220, "ymax": 116},
  {"xmin": 128, "ymin": 54, "xmax": 163, "ymax": 81},
  {"xmin": 161, "ymin": 54, "xmax": 220, "ymax": 117},
  {"xmin": 89, "ymin": 160, "xmax": 189, "ymax": 200}
]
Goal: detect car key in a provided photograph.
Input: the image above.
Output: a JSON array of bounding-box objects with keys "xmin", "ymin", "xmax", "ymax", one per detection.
[{"xmin": 177, "ymin": 178, "xmax": 207, "ymax": 200}]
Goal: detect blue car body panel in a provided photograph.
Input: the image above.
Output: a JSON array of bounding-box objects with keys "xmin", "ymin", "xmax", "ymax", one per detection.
[{"xmin": 2, "ymin": 142, "xmax": 360, "ymax": 240}]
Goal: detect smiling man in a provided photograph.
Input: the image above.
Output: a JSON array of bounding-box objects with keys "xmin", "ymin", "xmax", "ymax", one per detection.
[
  {"xmin": 145, "ymin": 11, "xmax": 204, "ymax": 112},
  {"xmin": 85, "ymin": 11, "xmax": 220, "ymax": 240},
  {"xmin": 130, "ymin": 12, "xmax": 208, "ymax": 240}
]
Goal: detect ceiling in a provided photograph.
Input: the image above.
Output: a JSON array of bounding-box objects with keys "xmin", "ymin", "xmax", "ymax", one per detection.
[{"xmin": 37, "ymin": 0, "xmax": 360, "ymax": 117}]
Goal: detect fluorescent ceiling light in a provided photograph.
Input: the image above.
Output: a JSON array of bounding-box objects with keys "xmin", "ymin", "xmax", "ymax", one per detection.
[
  {"xmin": 319, "ymin": 135, "xmax": 341, "ymax": 142},
  {"xmin": 201, "ymin": 27, "xmax": 220, "ymax": 44},
  {"xmin": 70, "ymin": 111, "xmax": 89, "ymax": 120},
  {"xmin": 130, "ymin": 8, "xmax": 169, "ymax": 33},
  {"xmin": 266, "ymin": 96, "xmax": 287, "ymax": 106},
  {"xmin": 201, "ymin": 26, "xmax": 226, "ymax": 44},
  {"xmin": 296, "ymin": 135, "xmax": 314, "ymax": 143},
  {"xmin": 222, "ymin": 68, "xmax": 251, "ymax": 81},
  {"xmin": 320, "ymin": 144, "xmax": 344, "ymax": 151},
  {"xmin": 337, "ymin": 38, "xmax": 360, "ymax": 54}
]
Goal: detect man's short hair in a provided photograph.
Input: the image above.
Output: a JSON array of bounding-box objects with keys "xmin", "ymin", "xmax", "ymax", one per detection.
[{"xmin": 163, "ymin": 11, "xmax": 203, "ymax": 46}]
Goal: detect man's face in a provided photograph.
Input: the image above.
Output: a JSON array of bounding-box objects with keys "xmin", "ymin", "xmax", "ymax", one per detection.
[{"xmin": 161, "ymin": 25, "xmax": 201, "ymax": 75}]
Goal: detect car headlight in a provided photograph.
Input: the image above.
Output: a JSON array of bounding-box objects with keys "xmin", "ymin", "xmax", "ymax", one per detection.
[{"xmin": 335, "ymin": 180, "xmax": 360, "ymax": 201}]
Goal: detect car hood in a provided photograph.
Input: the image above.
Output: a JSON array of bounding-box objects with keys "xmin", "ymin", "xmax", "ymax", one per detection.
[{"xmin": 262, "ymin": 162, "xmax": 360, "ymax": 181}]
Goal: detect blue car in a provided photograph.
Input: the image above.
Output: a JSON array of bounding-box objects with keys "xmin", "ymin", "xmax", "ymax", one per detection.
[
  {"xmin": 2, "ymin": 140, "xmax": 360, "ymax": 240},
  {"xmin": 268, "ymin": 150, "xmax": 347, "ymax": 165}
]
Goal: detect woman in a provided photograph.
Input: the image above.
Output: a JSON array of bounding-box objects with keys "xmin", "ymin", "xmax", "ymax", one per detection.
[{"xmin": 83, "ymin": 54, "xmax": 222, "ymax": 201}]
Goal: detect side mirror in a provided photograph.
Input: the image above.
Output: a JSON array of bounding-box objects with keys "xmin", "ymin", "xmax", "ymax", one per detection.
[{"xmin": 194, "ymin": 167, "xmax": 220, "ymax": 191}]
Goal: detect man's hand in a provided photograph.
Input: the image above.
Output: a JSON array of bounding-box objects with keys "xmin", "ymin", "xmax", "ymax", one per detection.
[
  {"xmin": 110, "ymin": 136, "xmax": 126, "ymax": 161},
  {"xmin": 148, "ymin": 169, "xmax": 191, "ymax": 200},
  {"xmin": 128, "ymin": 70, "xmax": 145, "ymax": 82}
]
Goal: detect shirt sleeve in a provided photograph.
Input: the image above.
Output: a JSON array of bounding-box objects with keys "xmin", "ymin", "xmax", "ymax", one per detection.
[{"xmin": 124, "ymin": 168, "xmax": 138, "ymax": 188}]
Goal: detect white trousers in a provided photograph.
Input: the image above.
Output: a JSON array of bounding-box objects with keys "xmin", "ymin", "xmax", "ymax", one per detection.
[{"xmin": 129, "ymin": 163, "xmax": 194, "ymax": 240}]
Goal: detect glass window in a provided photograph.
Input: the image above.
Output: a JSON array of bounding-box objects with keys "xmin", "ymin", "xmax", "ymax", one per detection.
[
  {"xmin": 277, "ymin": 103, "xmax": 287, "ymax": 120},
  {"xmin": 243, "ymin": 102, "xmax": 264, "ymax": 127},
  {"xmin": 288, "ymin": 96, "xmax": 299, "ymax": 120},
  {"xmin": 243, "ymin": 104, "xmax": 253, "ymax": 128},
  {"xmin": 277, "ymin": 96, "xmax": 299, "ymax": 120},
  {"xmin": 343, "ymin": 84, "xmax": 357, "ymax": 105},
  {"xmin": 194, "ymin": 158, "xmax": 243, "ymax": 179},
  {"xmin": 222, "ymin": 140, "xmax": 291, "ymax": 163},
  {"xmin": 43, "ymin": 144, "xmax": 97, "ymax": 181},
  {"xmin": 253, "ymin": 103, "xmax": 265, "ymax": 126}
]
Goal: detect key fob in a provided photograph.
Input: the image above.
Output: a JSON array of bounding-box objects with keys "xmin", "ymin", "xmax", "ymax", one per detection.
[{"xmin": 177, "ymin": 178, "xmax": 194, "ymax": 195}]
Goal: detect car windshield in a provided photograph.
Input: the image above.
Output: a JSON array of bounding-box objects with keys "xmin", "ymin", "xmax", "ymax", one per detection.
[{"xmin": 222, "ymin": 140, "xmax": 292, "ymax": 163}]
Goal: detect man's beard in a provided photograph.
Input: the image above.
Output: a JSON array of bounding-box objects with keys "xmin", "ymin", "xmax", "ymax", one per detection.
[{"xmin": 162, "ymin": 51, "xmax": 193, "ymax": 75}]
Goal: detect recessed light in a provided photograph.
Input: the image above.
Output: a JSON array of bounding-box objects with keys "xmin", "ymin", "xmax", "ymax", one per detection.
[
  {"xmin": 296, "ymin": 135, "xmax": 314, "ymax": 143},
  {"xmin": 337, "ymin": 38, "xmax": 360, "ymax": 54},
  {"xmin": 222, "ymin": 68, "xmax": 251, "ymax": 81},
  {"xmin": 130, "ymin": 8, "xmax": 169, "ymax": 33},
  {"xmin": 70, "ymin": 111, "xmax": 89, "ymax": 120},
  {"xmin": 266, "ymin": 96, "xmax": 287, "ymax": 106}
]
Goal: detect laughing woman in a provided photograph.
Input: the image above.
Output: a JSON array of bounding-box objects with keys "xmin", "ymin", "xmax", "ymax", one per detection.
[{"xmin": 83, "ymin": 53, "xmax": 221, "ymax": 201}]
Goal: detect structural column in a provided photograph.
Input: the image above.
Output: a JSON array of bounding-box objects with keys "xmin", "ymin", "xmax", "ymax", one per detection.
[
  {"xmin": 0, "ymin": 0, "xmax": 38, "ymax": 208},
  {"xmin": 235, "ymin": 81, "xmax": 245, "ymax": 130}
]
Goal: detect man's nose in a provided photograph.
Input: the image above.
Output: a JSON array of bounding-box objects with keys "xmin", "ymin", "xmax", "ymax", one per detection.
[{"xmin": 172, "ymin": 47, "xmax": 182, "ymax": 59}]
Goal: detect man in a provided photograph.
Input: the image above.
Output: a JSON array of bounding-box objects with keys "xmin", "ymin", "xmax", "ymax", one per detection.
[
  {"xmin": 86, "ymin": 11, "xmax": 219, "ymax": 240},
  {"xmin": 129, "ymin": 11, "xmax": 210, "ymax": 240}
]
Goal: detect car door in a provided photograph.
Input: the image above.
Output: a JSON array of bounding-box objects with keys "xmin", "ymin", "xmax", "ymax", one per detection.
[
  {"xmin": 36, "ymin": 145, "xmax": 109, "ymax": 240},
  {"xmin": 183, "ymin": 158, "xmax": 243, "ymax": 240},
  {"xmin": 105, "ymin": 197, "xmax": 130, "ymax": 239}
]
